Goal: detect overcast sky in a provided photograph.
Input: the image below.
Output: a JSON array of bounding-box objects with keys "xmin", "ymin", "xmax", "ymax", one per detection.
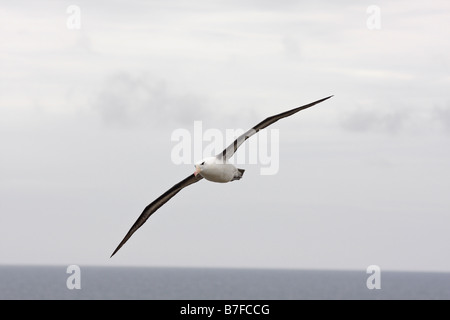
[{"xmin": 1, "ymin": 1, "xmax": 449, "ymax": 272}]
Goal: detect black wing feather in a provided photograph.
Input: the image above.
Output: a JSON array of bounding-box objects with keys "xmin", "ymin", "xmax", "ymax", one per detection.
[
  {"xmin": 111, "ymin": 174, "xmax": 203, "ymax": 257},
  {"xmin": 218, "ymin": 95, "xmax": 333, "ymax": 161}
]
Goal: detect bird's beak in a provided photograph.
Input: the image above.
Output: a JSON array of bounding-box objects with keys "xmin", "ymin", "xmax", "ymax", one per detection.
[{"xmin": 194, "ymin": 165, "xmax": 201, "ymax": 177}]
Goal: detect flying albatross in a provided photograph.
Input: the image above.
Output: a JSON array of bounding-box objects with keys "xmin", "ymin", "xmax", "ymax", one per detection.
[{"xmin": 110, "ymin": 95, "xmax": 333, "ymax": 257}]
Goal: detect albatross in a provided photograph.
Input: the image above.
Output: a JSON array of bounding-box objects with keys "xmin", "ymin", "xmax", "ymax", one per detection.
[{"xmin": 111, "ymin": 95, "xmax": 333, "ymax": 257}]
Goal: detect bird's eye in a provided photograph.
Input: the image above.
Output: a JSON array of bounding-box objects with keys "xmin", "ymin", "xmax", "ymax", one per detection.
[{"xmin": 201, "ymin": 161, "xmax": 205, "ymax": 165}]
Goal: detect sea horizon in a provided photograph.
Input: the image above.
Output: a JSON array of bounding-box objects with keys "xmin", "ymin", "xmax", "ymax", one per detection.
[{"xmin": 1, "ymin": 264, "xmax": 449, "ymax": 300}]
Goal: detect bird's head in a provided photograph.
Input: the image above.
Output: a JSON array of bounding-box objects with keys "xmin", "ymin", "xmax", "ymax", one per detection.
[{"xmin": 194, "ymin": 157, "xmax": 216, "ymax": 176}]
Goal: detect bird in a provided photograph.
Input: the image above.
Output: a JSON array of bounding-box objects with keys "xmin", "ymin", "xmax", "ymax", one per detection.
[{"xmin": 110, "ymin": 95, "xmax": 333, "ymax": 257}]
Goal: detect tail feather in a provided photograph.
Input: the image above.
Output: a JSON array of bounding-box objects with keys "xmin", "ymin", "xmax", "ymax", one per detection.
[{"xmin": 232, "ymin": 168, "xmax": 245, "ymax": 181}]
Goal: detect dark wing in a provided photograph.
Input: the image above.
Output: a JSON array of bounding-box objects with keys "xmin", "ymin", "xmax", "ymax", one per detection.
[
  {"xmin": 110, "ymin": 173, "xmax": 203, "ymax": 257},
  {"xmin": 217, "ymin": 95, "xmax": 333, "ymax": 161}
]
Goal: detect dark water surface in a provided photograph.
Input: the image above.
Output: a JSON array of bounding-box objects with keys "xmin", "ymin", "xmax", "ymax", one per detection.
[{"xmin": 1, "ymin": 265, "xmax": 449, "ymax": 299}]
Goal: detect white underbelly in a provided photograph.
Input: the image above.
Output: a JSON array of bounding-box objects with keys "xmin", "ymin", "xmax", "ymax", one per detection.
[{"xmin": 200, "ymin": 163, "xmax": 237, "ymax": 183}]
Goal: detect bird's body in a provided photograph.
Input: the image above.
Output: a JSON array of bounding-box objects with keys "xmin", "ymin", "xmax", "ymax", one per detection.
[
  {"xmin": 195, "ymin": 157, "xmax": 244, "ymax": 183},
  {"xmin": 110, "ymin": 95, "xmax": 333, "ymax": 257}
]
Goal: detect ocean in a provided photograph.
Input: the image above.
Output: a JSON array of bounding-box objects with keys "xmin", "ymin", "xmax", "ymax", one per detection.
[{"xmin": 1, "ymin": 265, "xmax": 449, "ymax": 300}]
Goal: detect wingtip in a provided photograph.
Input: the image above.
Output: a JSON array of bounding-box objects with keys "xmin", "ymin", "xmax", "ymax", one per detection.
[
  {"xmin": 310, "ymin": 95, "xmax": 333, "ymax": 106},
  {"xmin": 313, "ymin": 95, "xmax": 333, "ymax": 104},
  {"xmin": 110, "ymin": 245, "xmax": 121, "ymax": 258}
]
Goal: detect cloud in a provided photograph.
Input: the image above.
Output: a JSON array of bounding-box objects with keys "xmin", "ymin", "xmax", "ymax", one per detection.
[
  {"xmin": 340, "ymin": 108, "xmax": 410, "ymax": 134},
  {"xmin": 92, "ymin": 72, "xmax": 211, "ymax": 128},
  {"xmin": 340, "ymin": 99, "xmax": 450, "ymax": 135},
  {"xmin": 433, "ymin": 104, "xmax": 450, "ymax": 132}
]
